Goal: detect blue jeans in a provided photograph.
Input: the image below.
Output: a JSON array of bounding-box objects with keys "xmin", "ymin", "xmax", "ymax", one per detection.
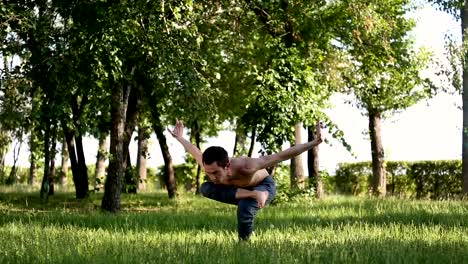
[{"xmin": 200, "ymin": 176, "xmax": 276, "ymax": 240}]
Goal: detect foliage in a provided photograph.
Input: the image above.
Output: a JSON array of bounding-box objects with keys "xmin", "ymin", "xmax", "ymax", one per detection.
[
  {"xmin": 429, "ymin": 0, "xmax": 465, "ymax": 96},
  {"xmin": 334, "ymin": 160, "xmax": 462, "ymax": 198},
  {"xmin": 270, "ymin": 164, "xmax": 336, "ymax": 204},
  {"xmin": 156, "ymin": 163, "xmax": 198, "ymax": 191},
  {"xmin": 335, "ymin": 162, "xmax": 373, "ymax": 196},
  {"xmin": 0, "ymin": 166, "xmax": 40, "ymax": 185},
  {"xmin": 337, "ymin": 0, "xmax": 433, "ymax": 116},
  {"xmin": 0, "ymin": 0, "xmax": 449, "ymax": 202},
  {"xmin": 427, "ymin": 0, "xmax": 463, "ymax": 18}
]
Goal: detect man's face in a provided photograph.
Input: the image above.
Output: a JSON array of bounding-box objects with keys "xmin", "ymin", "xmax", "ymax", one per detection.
[{"xmin": 203, "ymin": 162, "xmax": 229, "ymax": 181}]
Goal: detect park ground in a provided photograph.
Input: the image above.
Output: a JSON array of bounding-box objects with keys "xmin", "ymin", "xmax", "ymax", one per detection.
[{"xmin": 1, "ymin": 186, "xmax": 468, "ymax": 264}]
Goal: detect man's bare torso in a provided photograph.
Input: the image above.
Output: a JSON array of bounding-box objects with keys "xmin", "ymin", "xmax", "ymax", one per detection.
[{"xmin": 223, "ymin": 158, "xmax": 269, "ymax": 187}]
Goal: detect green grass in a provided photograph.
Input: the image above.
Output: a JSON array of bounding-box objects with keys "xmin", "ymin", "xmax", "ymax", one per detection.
[{"xmin": 1, "ymin": 186, "xmax": 468, "ymax": 263}]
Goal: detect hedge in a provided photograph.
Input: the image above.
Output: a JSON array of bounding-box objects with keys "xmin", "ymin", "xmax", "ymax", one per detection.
[{"xmin": 334, "ymin": 160, "xmax": 462, "ymax": 199}]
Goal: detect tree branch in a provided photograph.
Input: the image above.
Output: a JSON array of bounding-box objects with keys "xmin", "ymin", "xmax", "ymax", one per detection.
[{"xmin": 243, "ymin": 0, "xmax": 284, "ymax": 38}]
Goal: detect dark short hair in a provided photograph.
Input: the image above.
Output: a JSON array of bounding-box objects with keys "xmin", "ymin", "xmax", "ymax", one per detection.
[{"xmin": 202, "ymin": 146, "xmax": 229, "ymax": 167}]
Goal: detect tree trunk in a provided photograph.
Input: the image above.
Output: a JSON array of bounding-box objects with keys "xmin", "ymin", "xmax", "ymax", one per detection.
[
  {"xmin": 369, "ymin": 110, "xmax": 386, "ymax": 197},
  {"xmin": 64, "ymin": 129, "xmax": 86, "ymax": 198},
  {"xmin": 75, "ymin": 134, "xmax": 89, "ymax": 196},
  {"xmin": 95, "ymin": 133, "xmax": 109, "ymax": 191},
  {"xmin": 233, "ymin": 124, "xmax": 247, "ymax": 156},
  {"xmin": 59, "ymin": 138, "xmax": 69, "ymax": 186},
  {"xmin": 48, "ymin": 126, "xmax": 57, "ymax": 195},
  {"xmin": 233, "ymin": 132, "xmax": 238, "ymax": 156},
  {"xmin": 7, "ymin": 140, "xmax": 22, "ymax": 185},
  {"xmin": 191, "ymin": 121, "xmax": 202, "ymax": 194},
  {"xmin": 28, "ymin": 93, "xmax": 37, "ymax": 185},
  {"xmin": 145, "ymin": 79, "xmax": 176, "ymax": 198},
  {"xmin": 153, "ymin": 116, "xmax": 177, "ymax": 198},
  {"xmin": 290, "ymin": 122, "xmax": 305, "ymax": 189},
  {"xmin": 40, "ymin": 123, "xmax": 50, "ymax": 199},
  {"xmin": 29, "ymin": 133, "xmax": 37, "ymax": 185},
  {"xmin": 67, "ymin": 93, "xmax": 90, "ymax": 199},
  {"xmin": 461, "ymin": 2, "xmax": 468, "ymax": 194},
  {"xmin": 136, "ymin": 125, "xmax": 148, "ymax": 191},
  {"xmin": 122, "ymin": 85, "xmax": 140, "ymax": 193},
  {"xmin": 0, "ymin": 130, "xmax": 8, "ymax": 184},
  {"xmin": 102, "ymin": 83, "xmax": 129, "ymax": 212},
  {"xmin": 123, "ymin": 150, "xmax": 137, "ymax": 193},
  {"xmin": 247, "ymin": 125, "xmax": 256, "ymax": 157},
  {"xmin": 308, "ymin": 125, "xmax": 324, "ymax": 198}
]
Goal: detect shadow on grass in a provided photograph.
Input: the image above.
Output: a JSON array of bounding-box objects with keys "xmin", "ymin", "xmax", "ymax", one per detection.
[
  {"xmin": 1, "ymin": 191, "xmax": 468, "ymax": 234},
  {"xmin": 0, "ymin": 190, "xmax": 185, "ymax": 211}
]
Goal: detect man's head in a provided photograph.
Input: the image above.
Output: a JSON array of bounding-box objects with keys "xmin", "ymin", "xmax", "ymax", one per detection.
[{"xmin": 202, "ymin": 146, "xmax": 230, "ymax": 180}]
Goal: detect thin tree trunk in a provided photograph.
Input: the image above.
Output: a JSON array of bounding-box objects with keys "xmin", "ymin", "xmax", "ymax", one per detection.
[
  {"xmin": 233, "ymin": 132, "xmax": 238, "ymax": 156},
  {"xmin": 123, "ymin": 150, "xmax": 137, "ymax": 193},
  {"xmin": 369, "ymin": 110, "xmax": 386, "ymax": 197},
  {"xmin": 153, "ymin": 116, "xmax": 177, "ymax": 198},
  {"xmin": 122, "ymin": 85, "xmax": 140, "ymax": 193},
  {"xmin": 59, "ymin": 138, "xmax": 69, "ymax": 186},
  {"xmin": 64, "ymin": 129, "xmax": 84, "ymax": 198},
  {"xmin": 247, "ymin": 125, "xmax": 256, "ymax": 157},
  {"xmin": 8, "ymin": 140, "xmax": 22, "ymax": 185},
  {"xmin": 308, "ymin": 126, "xmax": 324, "ymax": 199},
  {"xmin": 145, "ymin": 79, "xmax": 176, "ymax": 198},
  {"xmin": 66, "ymin": 93, "xmax": 90, "ymax": 198},
  {"xmin": 0, "ymin": 130, "xmax": 8, "ymax": 184},
  {"xmin": 136, "ymin": 126, "xmax": 147, "ymax": 192},
  {"xmin": 461, "ymin": 2, "xmax": 468, "ymax": 194},
  {"xmin": 195, "ymin": 125, "xmax": 201, "ymax": 194},
  {"xmin": 95, "ymin": 134, "xmax": 109, "ymax": 191},
  {"xmin": 29, "ymin": 133, "xmax": 37, "ymax": 185},
  {"xmin": 233, "ymin": 124, "xmax": 247, "ymax": 156},
  {"xmin": 48, "ymin": 128, "xmax": 57, "ymax": 195},
  {"xmin": 40, "ymin": 123, "xmax": 50, "ymax": 199},
  {"xmin": 75, "ymin": 134, "xmax": 89, "ymax": 196},
  {"xmin": 191, "ymin": 121, "xmax": 201, "ymax": 194},
  {"xmin": 102, "ymin": 83, "xmax": 129, "ymax": 212},
  {"xmin": 290, "ymin": 122, "xmax": 305, "ymax": 189},
  {"xmin": 28, "ymin": 91, "xmax": 37, "ymax": 185}
]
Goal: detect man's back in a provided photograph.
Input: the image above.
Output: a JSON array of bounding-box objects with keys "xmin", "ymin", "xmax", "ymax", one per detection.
[{"xmin": 226, "ymin": 157, "xmax": 270, "ymax": 187}]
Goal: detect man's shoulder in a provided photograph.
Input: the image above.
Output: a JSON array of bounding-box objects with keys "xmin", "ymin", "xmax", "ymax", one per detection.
[
  {"xmin": 231, "ymin": 156, "xmax": 251, "ymax": 166},
  {"xmin": 231, "ymin": 156, "xmax": 256, "ymax": 175}
]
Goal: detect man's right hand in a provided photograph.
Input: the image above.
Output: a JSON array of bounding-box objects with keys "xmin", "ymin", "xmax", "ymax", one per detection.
[
  {"xmin": 315, "ymin": 121, "xmax": 323, "ymax": 144},
  {"xmin": 167, "ymin": 119, "xmax": 184, "ymax": 140}
]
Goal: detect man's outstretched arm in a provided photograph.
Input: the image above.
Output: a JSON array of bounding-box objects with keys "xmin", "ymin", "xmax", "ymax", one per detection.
[
  {"xmin": 241, "ymin": 122, "xmax": 323, "ymax": 173},
  {"xmin": 167, "ymin": 119, "xmax": 203, "ymax": 167}
]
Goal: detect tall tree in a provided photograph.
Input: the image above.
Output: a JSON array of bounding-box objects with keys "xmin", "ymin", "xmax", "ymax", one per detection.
[
  {"xmin": 136, "ymin": 123, "xmax": 149, "ymax": 192},
  {"xmin": 427, "ymin": 0, "xmax": 468, "ymax": 194},
  {"xmin": 290, "ymin": 122, "xmax": 305, "ymax": 189},
  {"xmin": 102, "ymin": 79, "xmax": 129, "ymax": 212},
  {"xmin": 307, "ymin": 125, "xmax": 323, "ymax": 198},
  {"xmin": 28, "ymin": 132, "xmax": 38, "ymax": 185},
  {"xmin": 339, "ymin": 0, "xmax": 431, "ymax": 197},
  {"xmin": 94, "ymin": 133, "xmax": 108, "ymax": 191},
  {"xmin": 190, "ymin": 120, "xmax": 202, "ymax": 193},
  {"xmin": 59, "ymin": 139, "xmax": 69, "ymax": 186}
]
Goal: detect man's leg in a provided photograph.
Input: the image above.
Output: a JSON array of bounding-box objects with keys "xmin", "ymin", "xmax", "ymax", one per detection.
[
  {"xmin": 201, "ymin": 177, "xmax": 276, "ymax": 241},
  {"xmin": 235, "ymin": 189, "xmax": 269, "ymax": 208},
  {"xmin": 200, "ymin": 182, "xmax": 238, "ymax": 205},
  {"xmin": 237, "ymin": 176, "xmax": 277, "ymax": 241}
]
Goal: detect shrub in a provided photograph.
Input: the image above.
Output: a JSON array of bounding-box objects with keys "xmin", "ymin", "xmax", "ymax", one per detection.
[{"xmin": 334, "ymin": 160, "xmax": 462, "ymax": 199}]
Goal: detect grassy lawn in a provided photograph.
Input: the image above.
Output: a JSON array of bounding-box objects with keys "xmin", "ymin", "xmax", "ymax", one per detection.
[{"xmin": 1, "ymin": 186, "xmax": 468, "ymax": 264}]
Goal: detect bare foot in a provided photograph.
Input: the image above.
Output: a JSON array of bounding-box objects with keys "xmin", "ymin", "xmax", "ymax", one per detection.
[{"xmin": 254, "ymin": 191, "xmax": 269, "ymax": 208}]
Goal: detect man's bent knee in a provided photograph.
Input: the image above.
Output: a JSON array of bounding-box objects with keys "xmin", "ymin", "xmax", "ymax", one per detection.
[{"xmin": 200, "ymin": 182, "xmax": 214, "ymax": 197}]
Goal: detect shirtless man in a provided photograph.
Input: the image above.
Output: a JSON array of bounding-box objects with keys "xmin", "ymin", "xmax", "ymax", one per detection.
[{"xmin": 168, "ymin": 119, "xmax": 323, "ymax": 240}]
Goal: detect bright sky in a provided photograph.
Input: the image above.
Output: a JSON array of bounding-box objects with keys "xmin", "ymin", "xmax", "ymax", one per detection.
[{"xmin": 5, "ymin": 4, "xmax": 463, "ymax": 174}]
